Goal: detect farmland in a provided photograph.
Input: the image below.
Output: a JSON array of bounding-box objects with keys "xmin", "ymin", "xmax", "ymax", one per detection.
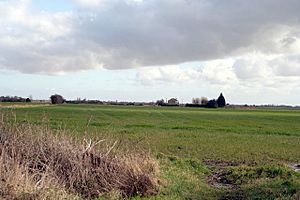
[{"xmin": 1, "ymin": 103, "xmax": 300, "ymax": 199}]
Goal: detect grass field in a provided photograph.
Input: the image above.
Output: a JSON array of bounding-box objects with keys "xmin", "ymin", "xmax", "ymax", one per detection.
[{"xmin": 1, "ymin": 103, "xmax": 300, "ymax": 199}]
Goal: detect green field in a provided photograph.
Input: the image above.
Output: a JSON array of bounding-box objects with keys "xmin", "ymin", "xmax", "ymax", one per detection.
[{"xmin": 1, "ymin": 104, "xmax": 300, "ymax": 199}]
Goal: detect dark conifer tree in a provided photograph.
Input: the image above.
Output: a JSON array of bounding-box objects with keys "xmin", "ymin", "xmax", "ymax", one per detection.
[{"xmin": 217, "ymin": 93, "xmax": 226, "ymax": 107}]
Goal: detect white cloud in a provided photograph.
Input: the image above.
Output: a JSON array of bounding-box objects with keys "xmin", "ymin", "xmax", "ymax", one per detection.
[
  {"xmin": 137, "ymin": 54, "xmax": 300, "ymax": 92},
  {"xmin": 200, "ymin": 59, "xmax": 237, "ymax": 85},
  {"xmin": 136, "ymin": 65, "xmax": 199, "ymax": 85},
  {"xmin": 136, "ymin": 59, "xmax": 238, "ymax": 86}
]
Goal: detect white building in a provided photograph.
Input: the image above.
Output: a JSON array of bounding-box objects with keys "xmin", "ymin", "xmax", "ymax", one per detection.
[{"xmin": 168, "ymin": 98, "xmax": 179, "ymax": 105}]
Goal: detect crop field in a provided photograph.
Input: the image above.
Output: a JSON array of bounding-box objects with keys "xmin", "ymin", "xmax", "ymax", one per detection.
[{"xmin": 1, "ymin": 103, "xmax": 300, "ymax": 199}]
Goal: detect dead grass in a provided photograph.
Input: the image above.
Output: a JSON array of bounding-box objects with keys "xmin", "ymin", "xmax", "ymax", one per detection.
[
  {"xmin": 0, "ymin": 104, "xmax": 50, "ymax": 109},
  {"xmin": 0, "ymin": 114, "xmax": 159, "ymax": 199}
]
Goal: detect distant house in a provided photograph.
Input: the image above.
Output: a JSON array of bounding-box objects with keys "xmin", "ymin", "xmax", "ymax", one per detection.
[{"xmin": 168, "ymin": 98, "xmax": 179, "ymax": 105}]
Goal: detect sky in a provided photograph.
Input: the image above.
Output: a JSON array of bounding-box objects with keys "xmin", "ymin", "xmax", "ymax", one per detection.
[{"xmin": 0, "ymin": 0, "xmax": 300, "ymax": 105}]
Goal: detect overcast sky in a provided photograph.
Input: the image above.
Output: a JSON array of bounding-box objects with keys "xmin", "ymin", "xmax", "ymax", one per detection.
[{"xmin": 0, "ymin": 0, "xmax": 300, "ymax": 105}]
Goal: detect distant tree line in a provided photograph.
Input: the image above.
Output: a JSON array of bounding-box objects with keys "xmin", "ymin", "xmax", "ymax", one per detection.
[
  {"xmin": 154, "ymin": 93, "xmax": 226, "ymax": 108},
  {"xmin": 48, "ymin": 93, "xmax": 227, "ymax": 108},
  {"xmin": 51, "ymin": 94, "xmax": 153, "ymax": 106},
  {"xmin": 65, "ymin": 99, "xmax": 104, "ymax": 105},
  {"xmin": 186, "ymin": 93, "xmax": 226, "ymax": 108},
  {"xmin": 0, "ymin": 96, "xmax": 31, "ymax": 103}
]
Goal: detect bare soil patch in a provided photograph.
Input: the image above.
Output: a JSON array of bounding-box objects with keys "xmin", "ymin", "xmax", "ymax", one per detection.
[
  {"xmin": 203, "ymin": 159, "xmax": 256, "ymax": 168},
  {"xmin": 205, "ymin": 159, "xmax": 299, "ymax": 200},
  {"xmin": 207, "ymin": 170, "xmax": 240, "ymax": 190},
  {"xmin": 287, "ymin": 163, "xmax": 300, "ymax": 173},
  {"xmin": 204, "ymin": 160, "xmax": 247, "ymax": 190}
]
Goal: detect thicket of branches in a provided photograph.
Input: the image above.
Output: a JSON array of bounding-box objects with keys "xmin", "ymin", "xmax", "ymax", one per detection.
[{"xmin": 0, "ymin": 113, "xmax": 159, "ymax": 199}]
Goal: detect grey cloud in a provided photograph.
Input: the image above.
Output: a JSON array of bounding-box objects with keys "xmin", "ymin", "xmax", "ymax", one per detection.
[
  {"xmin": 75, "ymin": 0, "xmax": 300, "ymax": 68},
  {"xmin": 272, "ymin": 55, "xmax": 300, "ymax": 76},
  {"xmin": 1, "ymin": 0, "xmax": 300, "ymax": 73},
  {"xmin": 232, "ymin": 58, "xmax": 271, "ymax": 80},
  {"xmin": 232, "ymin": 54, "xmax": 300, "ymax": 80}
]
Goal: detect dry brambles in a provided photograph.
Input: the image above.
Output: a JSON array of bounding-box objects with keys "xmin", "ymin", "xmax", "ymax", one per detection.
[{"xmin": 0, "ymin": 113, "xmax": 159, "ymax": 199}]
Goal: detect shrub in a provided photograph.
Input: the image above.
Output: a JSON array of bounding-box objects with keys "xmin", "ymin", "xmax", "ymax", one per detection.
[
  {"xmin": 0, "ymin": 115, "xmax": 159, "ymax": 199},
  {"xmin": 156, "ymin": 99, "xmax": 165, "ymax": 106},
  {"xmin": 50, "ymin": 94, "xmax": 65, "ymax": 104},
  {"xmin": 206, "ymin": 99, "xmax": 218, "ymax": 108}
]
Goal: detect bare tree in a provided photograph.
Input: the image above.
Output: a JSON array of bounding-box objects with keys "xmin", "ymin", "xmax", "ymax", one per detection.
[
  {"xmin": 192, "ymin": 98, "xmax": 201, "ymax": 105},
  {"xmin": 201, "ymin": 97, "xmax": 208, "ymax": 105}
]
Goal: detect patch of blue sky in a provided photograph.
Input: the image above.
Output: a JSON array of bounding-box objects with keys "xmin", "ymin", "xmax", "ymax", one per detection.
[
  {"xmin": 179, "ymin": 61, "xmax": 203, "ymax": 69},
  {"xmin": 31, "ymin": 0, "xmax": 74, "ymax": 12},
  {"xmin": 0, "ymin": 68, "xmax": 137, "ymax": 100}
]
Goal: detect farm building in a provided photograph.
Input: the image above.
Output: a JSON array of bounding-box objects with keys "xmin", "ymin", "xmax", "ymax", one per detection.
[{"xmin": 168, "ymin": 98, "xmax": 179, "ymax": 105}]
